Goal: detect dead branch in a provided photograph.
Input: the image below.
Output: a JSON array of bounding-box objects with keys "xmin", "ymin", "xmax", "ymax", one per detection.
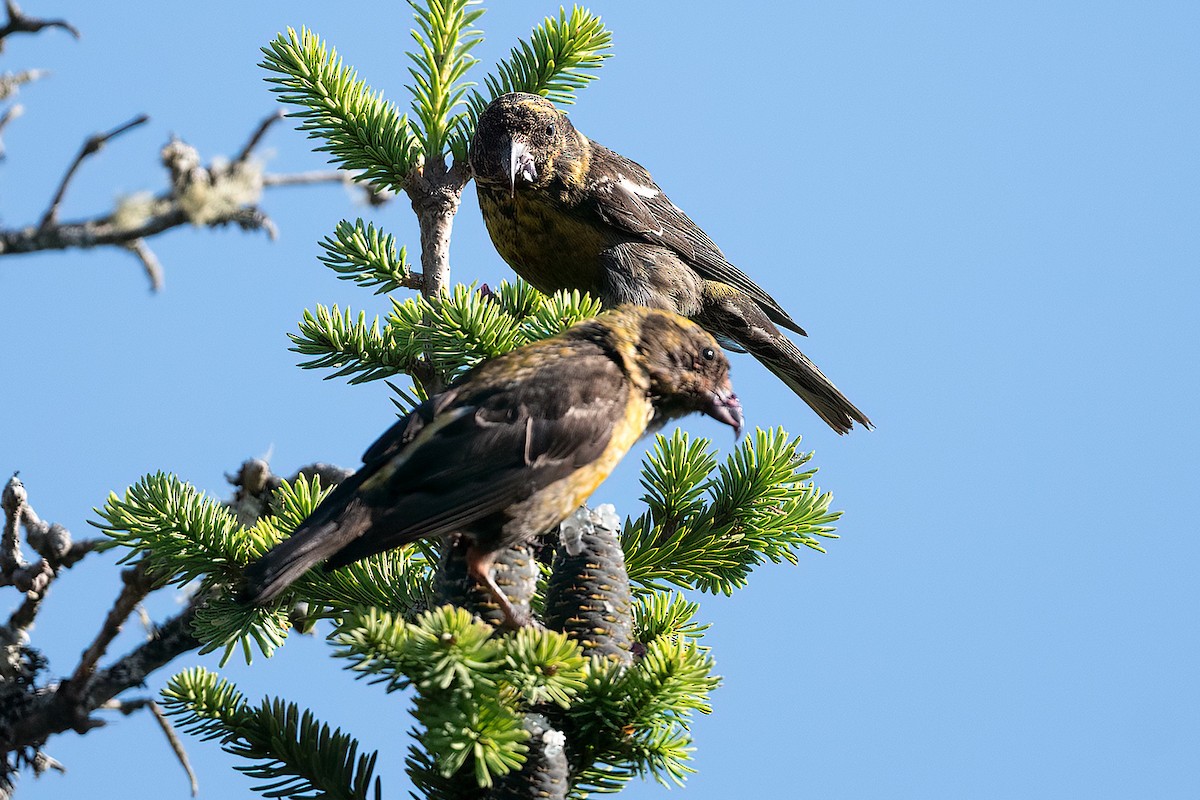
[
  {"xmin": 1, "ymin": 475, "xmax": 99, "ymax": 637},
  {"xmin": 1, "ymin": 111, "xmax": 389, "ymax": 290},
  {"xmin": 0, "ymin": 68, "xmax": 47, "ymax": 102},
  {"xmin": 38, "ymin": 114, "xmax": 149, "ymax": 231},
  {"xmin": 0, "ymin": 104, "xmax": 23, "ymax": 160},
  {"xmin": 0, "ymin": 2, "xmax": 79, "ymax": 51},
  {"xmin": 102, "ymin": 699, "xmax": 198, "ymax": 796},
  {"xmin": 1, "ymin": 598, "xmax": 202, "ymax": 757},
  {"xmin": 1, "ymin": 455, "xmax": 354, "ymax": 787}
]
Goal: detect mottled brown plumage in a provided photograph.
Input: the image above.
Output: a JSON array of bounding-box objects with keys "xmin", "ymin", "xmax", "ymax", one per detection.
[
  {"xmin": 469, "ymin": 92, "xmax": 871, "ymax": 434},
  {"xmin": 240, "ymin": 307, "xmax": 742, "ymax": 627}
]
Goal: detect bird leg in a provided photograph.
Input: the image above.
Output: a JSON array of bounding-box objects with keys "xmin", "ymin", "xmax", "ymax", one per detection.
[{"xmin": 465, "ymin": 544, "xmax": 533, "ymax": 629}]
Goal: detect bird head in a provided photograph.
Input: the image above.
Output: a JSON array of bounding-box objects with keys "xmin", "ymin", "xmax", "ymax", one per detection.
[
  {"xmin": 610, "ymin": 307, "xmax": 744, "ymax": 436},
  {"xmin": 469, "ymin": 92, "xmax": 588, "ymax": 196}
]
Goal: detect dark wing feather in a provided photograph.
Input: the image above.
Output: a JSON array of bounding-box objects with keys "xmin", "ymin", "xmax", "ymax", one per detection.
[
  {"xmin": 323, "ymin": 353, "xmax": 628, "ymax": 567},
  {"xmin": 360, "ymin": 387, "xmax": 461, "ymax": 466},
  {"xmin": 585, "ymin": 142, "xmax": 805, "ymax": 336}
]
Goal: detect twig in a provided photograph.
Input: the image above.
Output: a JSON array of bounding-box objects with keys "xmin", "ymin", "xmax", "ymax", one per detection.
[
  {"xmin": 234, "ymin": 108, "xmax": 283, "ymax": 164},
  {"xmin": 5, "ymin": 587, "xmax": 43, "ymax": 633},
  {"xmin": 261, "ymin": 170, "xmax": 354, "ymax": 188},
  {"xmin": 100, "ymin": 698, "xmax": 148, "ymax": 715},
  {"xmin": 263, "ymin": 170, "xmax": 394, "ymax": 207},
  {"xmin": 4, "ymin": 476, "xmax": 98, "ymax": 571},
  {"xmin": 0, "ymin": 477, "xmax": 52, "ymax": 595},
  {"xmin": 1, "ymin": 599, "xmax": 201, "ymax": 755},
  {"xmin": 1, "ymin": 476, "xmax": 98, "ymax": 643},
  {"xmin": 101, "ymin": 699, "xmax": 198, "ymax": 796},
  {"xmin": 29, "ymin": 750, "xmax": 64, "ymax": 776},
  {"xmin": 0, "ymin": 1, "xmax": 79, "ymax": 49},
  {"xmin": 231, "ymin": 206, "xmax": 277, "ymax": 240},
  {"xmin": 148, "ymin": 700, "xmax": 198, "ymax": 797},
  {"xmin": 38, "ymin": 114, "xmax": 149, "ymax": 232},
  {"xmin": 0, "ymin": 103, "xmax": 21, "ymax": 160},
  {"xmin": 16, "ymin": 485, "xmax": 96, "ymax": 566},
  {"xmin": 83, "ymin": 599, "xmax": 200, "ymax": 708},
  {"xmin": 62, "ymin": 562, "xmax": 153, "ymax": 703},
  {"xmin": 0, "ymin": 69, "xmax": 47, "ymax": 102},
  {"xmin": 0, "ymin": 474, "xmax": 22, "ymax": 576},
  {"xmin": 124, "ymin": 238, "xmax": 163, "ymax": 292}
]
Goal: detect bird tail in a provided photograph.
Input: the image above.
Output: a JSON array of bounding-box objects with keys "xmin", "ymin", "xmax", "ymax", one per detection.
[
  {"xmin": 700, "ymin": 286, "xmax": 872, "ymax": 435},
  {"xmin": 749, "ymin": 334, "xmax": 872, "ymax": 434},
  {"xmin": 239, "ymin": 483, "xmax": 372, "ymax": 606}
]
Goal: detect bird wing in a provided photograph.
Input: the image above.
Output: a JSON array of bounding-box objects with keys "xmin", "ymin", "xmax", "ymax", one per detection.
[
  {"xmin": 584, "ymin": 142, "xmax": 806, "ymax": 335},
  {"xmin": 321, "ymin": 352, "xmax": 630, "ymax": 567},
  {"xmin": 359, "ymin": 388, "xmax": 464, "ymax": 466}
]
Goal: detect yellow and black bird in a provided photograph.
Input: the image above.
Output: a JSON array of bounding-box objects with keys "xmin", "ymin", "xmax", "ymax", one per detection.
[
  {"xmin": 241, "ymin": 307, "xmax": 742, "ymax": 627},
  {"xmin": 469, "ymin": 92, "xmax": 870, "ymax": 434}
]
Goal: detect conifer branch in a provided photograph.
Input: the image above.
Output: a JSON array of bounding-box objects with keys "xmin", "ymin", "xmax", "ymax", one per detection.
[
  {"xmin": 460, "ymin": 6, "xmax": 612, "ymax": 153},
  {"xmin": 290, "ymin": 304, "xmax": 415, "ymax": 385},
  {"xmin": 95, "ymin": 472, "xmax": 251, "ymax": 587},
  {"xmin": 407, "ymin": 0, "xmax": 485, "ymax": 161},
  {"xmin": 260, "ymin": 27, "xmax": 422, "ymax": 193},
  {"xmin": 321, "ymin": 219, "xmax": 422, "ymax": 294},
  {"xmin": 111, "ymin": 8, "xmax": 850, "ymax": 800},
  {"xmin": 162, "ymin": 668, "xmax": 383, "ymax": 800},
  {"xmin": 96, "ymin": 472, "xmax": 293, "ymax": 665},
  {"xmin": 290, "ymin": 281, "xmax": 604, "ymax": 388},
  {"xmin": 622, "ymin": 428, "xmax": 841, "ymax": 594},
  {"xmin": 559, "ymin": 636, "xmax": 718, "ymax": 796}
]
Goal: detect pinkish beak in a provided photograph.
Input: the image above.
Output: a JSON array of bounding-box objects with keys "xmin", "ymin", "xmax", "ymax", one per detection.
[{"xmin": 704, "ymin": 386, "xmax": 744, "ymax": 437}]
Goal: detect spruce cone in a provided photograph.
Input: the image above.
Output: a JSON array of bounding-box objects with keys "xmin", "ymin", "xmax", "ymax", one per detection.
[
  {"xmin": 544, "ymin": 505, "xmax": 633, "ymax": 665},
  {"xmin": 488, "ymin": 713, "xmax": 568, "ymax": 800},
  {"xmin": 435, "ymin": 537, "xmax": 539, "ymax": 628}
]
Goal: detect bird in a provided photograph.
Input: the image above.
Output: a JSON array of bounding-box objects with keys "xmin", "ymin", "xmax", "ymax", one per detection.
[
  {"xmin": 241, "ymin": 306, "xmax": 743, "ymax": 627},
  {"xmin": 469, "ymin": 92, "xmax": 871, "ymax": 434}
]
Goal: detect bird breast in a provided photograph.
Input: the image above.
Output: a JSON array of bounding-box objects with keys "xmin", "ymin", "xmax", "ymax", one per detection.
[{"xmin": 479, "ymin": 187, "xmax": 611, "ymax": 297}]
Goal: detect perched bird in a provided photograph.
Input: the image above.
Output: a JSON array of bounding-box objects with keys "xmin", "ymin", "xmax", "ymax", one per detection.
[
  {"xmin": 469, "ymin": 92, "xmax": 871, "ymax": 434},
  {"xmin": 241, "ymin": 307, "xmax": 743, "ymax": 627}
]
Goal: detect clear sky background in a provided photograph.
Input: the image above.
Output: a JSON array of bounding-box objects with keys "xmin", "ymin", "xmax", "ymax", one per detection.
[{"xmin": 4, "ymin": 2, "xmax": 1198, "ymax": 799}]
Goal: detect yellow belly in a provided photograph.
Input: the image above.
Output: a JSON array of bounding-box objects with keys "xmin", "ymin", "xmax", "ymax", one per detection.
[{"xmin": 480, "ymin": 189, "xmax": 609, "ymax": 297}]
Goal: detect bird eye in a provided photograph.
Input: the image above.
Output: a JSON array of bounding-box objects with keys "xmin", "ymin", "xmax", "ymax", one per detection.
[
  {"xmin": 702, "ymin": 347, "xmax": 715, "ymax": 361},
  {"xmin": 545, "ymin": 122, "xmax": 556, "ymax": 137}
]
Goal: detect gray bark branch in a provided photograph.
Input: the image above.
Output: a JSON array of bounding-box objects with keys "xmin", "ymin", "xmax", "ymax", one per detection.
[{"xmin": 0, "ymin": 111, "xmax": 391, "ymax": 291}]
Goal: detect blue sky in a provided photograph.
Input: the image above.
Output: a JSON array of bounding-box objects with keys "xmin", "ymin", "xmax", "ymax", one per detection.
[{"xmin": 4, "ymin": 2, "xmax": 1198, "ymax": 798}]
